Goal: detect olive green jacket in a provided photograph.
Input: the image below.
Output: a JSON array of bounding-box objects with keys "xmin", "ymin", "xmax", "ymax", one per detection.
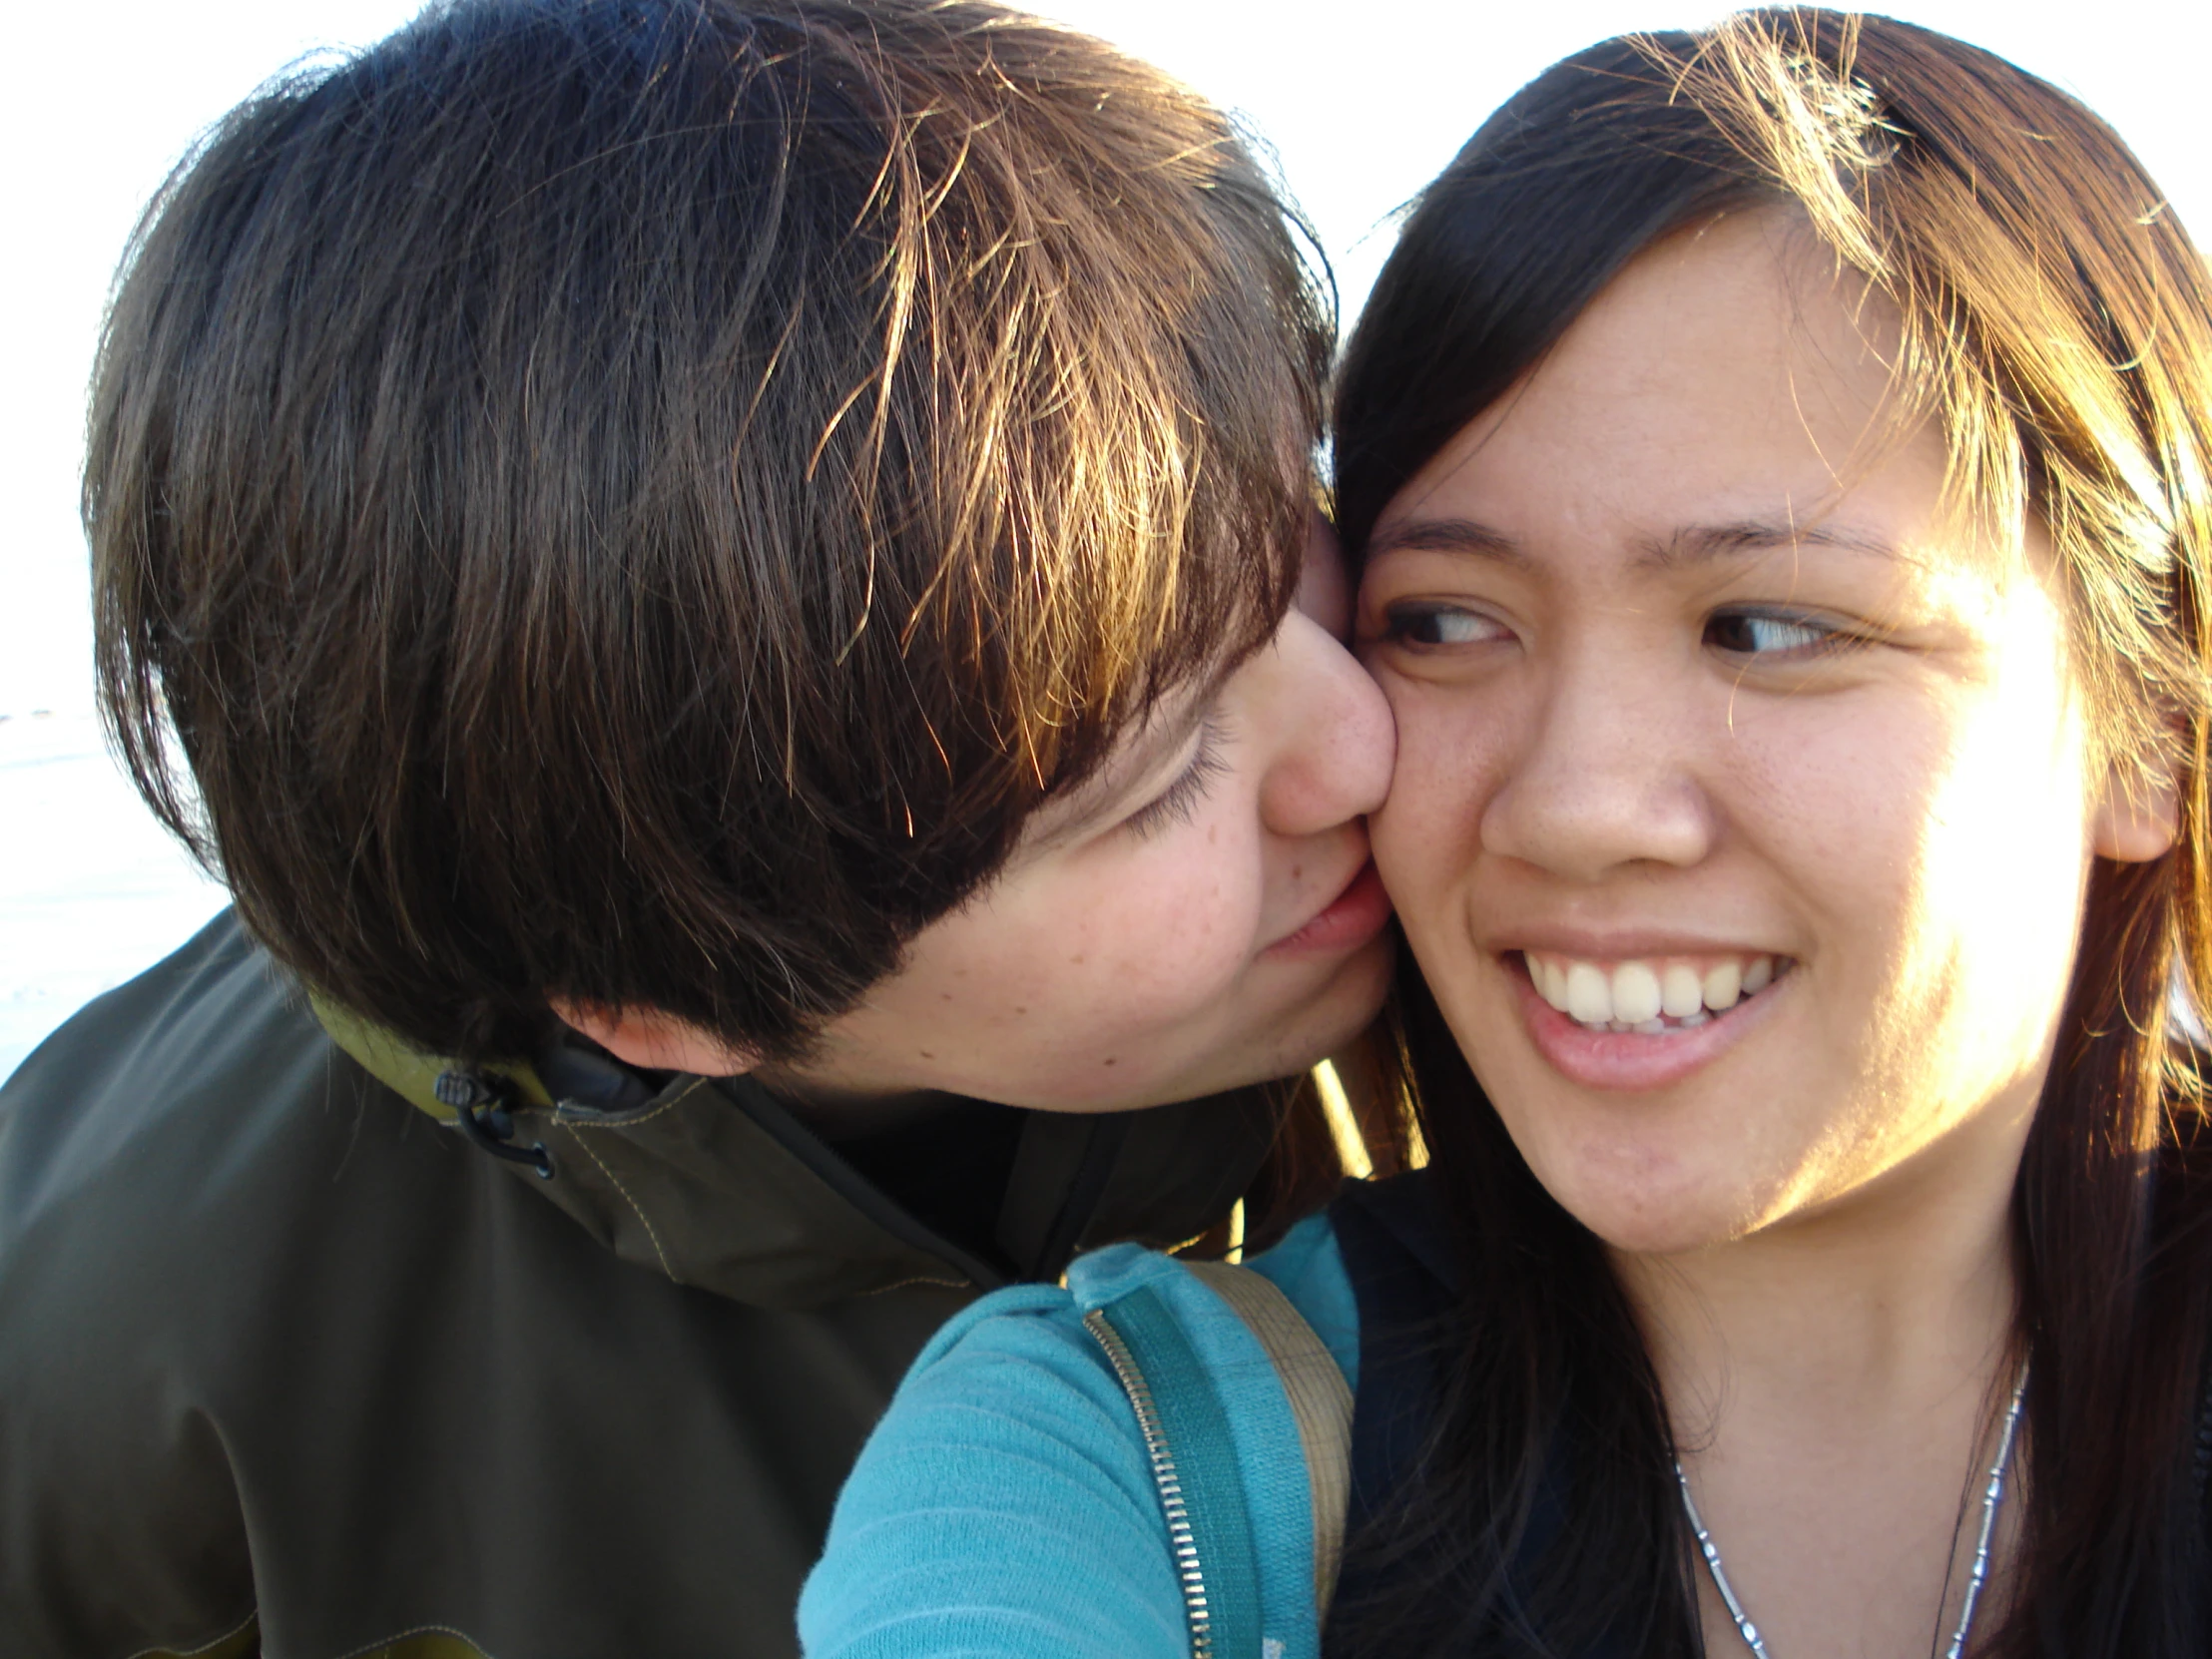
[{"xmin": 0, "ymin": 912, "xmax": 1283, "ymax": 1658}]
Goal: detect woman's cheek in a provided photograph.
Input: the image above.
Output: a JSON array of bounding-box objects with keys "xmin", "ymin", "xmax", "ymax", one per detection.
[{"xmin": 1371, "ymin": 689, "xmax": 1487, "ymax": 904}]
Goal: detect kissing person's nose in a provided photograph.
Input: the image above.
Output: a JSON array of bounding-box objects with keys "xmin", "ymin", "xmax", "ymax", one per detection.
[{"xmin": 1260, "ymin": 610, "xmax": 1395, "ymax": 837}]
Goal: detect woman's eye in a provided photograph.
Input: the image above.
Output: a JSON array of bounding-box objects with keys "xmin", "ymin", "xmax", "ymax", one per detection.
[
  {"xmin": 1381, "ymin": 602, "xmax": 1509, "ymax": 648},
  {"xmin": 1703, "ymin": 609, "xmax": 1848, "ymax": 659}
]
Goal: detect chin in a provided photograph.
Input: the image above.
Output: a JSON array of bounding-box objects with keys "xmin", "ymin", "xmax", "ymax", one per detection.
[
  {"xmin": 1577, "ymin": 1205, "xmax": 1751, "ymax": 1260},
  {"xmin": 1530, "ymin": 1146, "xmax": 1767, "ymax": 1259},
  {"xmin": 1278, "ymin": 932, "xmax": 1396, "ymax": 1067}
]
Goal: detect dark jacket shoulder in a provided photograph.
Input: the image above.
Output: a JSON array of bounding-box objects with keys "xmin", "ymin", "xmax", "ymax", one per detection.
[
  {"xmin": 0, "ymin": 911, "xmax": 1287, "ymax": 1659},
  {"xmin": 0, "ymin": 915, "xmax": 954, "ymax": 1657}
]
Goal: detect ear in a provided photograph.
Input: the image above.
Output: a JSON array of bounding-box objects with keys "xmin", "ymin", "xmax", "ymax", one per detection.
[
  {"xmin": 2091, "ymin": 764, "xmax": 2180, "ymax": 863},
  {"xmin": 548, "ymin": 998, "xmax": 758, "ymax": 1076}
]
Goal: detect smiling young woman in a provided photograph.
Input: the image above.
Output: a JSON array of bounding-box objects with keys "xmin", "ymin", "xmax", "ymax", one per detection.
[
  {"xmin": 1329, "ymin": 11, "xmax": 2212, "ymax": 1656},
  {"xmin": 1352, "ymin": 203, "xmax": 2152, "ymax": 1655}
]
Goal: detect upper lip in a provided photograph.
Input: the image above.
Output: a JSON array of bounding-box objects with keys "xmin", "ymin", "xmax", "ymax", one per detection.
[
  {"xmin": 1266, "ymin": 845, "xmax": 1379, "ymax": 949},
  {"xmin": 1496, "ymin": 925, "xmax": 1785, "ymax": 960}
]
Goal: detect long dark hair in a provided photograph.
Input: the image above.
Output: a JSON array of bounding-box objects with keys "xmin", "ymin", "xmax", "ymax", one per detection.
[{"xmin": 1331, "ymin": 12, "xmax": 2212, "ymax": 1654}]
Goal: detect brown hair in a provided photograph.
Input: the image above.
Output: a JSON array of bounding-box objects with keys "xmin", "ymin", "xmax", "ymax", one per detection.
[
  {"xmin": 1333, "ymin": 10, "xmax": 2212, "ymax": 1653},
  {"xmin": 87, "ymin": 0, "xmax": 1330, "ymax": 1065}
]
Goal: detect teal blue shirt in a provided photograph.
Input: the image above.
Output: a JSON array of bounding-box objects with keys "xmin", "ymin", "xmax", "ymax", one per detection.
[{"xmin": 798, "ymin": 1212, "xmax": 1358, "ymax": 1658}]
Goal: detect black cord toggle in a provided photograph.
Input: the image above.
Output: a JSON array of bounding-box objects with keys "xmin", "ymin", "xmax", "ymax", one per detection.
[{"xmin": 436, "ymin": 1069, "xmax": 556, "ymax": 1180}]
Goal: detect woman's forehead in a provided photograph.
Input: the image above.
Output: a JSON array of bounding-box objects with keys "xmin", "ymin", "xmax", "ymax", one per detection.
[{"xmin": 1368, "ymin": 214, "xmax": 1963, "ymax": 564}]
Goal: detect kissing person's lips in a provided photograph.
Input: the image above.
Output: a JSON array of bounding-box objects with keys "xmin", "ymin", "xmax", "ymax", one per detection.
[{"xmin": 1264, "ymin": 860, "xmax": 1392, "ymax": 957}]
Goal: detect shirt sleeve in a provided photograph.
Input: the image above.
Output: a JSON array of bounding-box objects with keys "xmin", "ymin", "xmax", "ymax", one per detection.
[{"xmin": 798, "ymin": 1286, "xmax": 1190, "ymax": 1659}]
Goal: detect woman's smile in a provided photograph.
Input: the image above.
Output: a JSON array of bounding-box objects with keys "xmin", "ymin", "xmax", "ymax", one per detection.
[
  {"xmin": 1358, "ymin": 207, "xmax": 2110, "ymax": 1254},
  {"xmin": 1511, "ymin": 945, "xmax": 1794, "ymax": 1092}
]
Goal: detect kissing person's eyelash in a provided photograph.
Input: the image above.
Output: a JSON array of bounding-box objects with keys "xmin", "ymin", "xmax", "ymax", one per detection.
[{"xmin": 1123, "ymin": 714, "xmax": 1230, "ymax": 842}]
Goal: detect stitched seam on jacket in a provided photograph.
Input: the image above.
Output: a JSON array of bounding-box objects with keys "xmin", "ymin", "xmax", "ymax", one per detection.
[
  {"xmin": 550, "ymin": 1073, "xmax": 710, "ymax": 1130},
  {"xmin": 861, "ymin": 1273, "xmax": 974, "ymax": 1296},
  {"xmin": 559, "ymin": 1121, "xmax": 679, "ymax": 1282},
  {"xmin": 329, "ymin": 1620, "xmax": 498, "ymax": 1659},
  {"xmin": 122, "ymin": 1608, "xmax": 259, "ymax": 1659}
]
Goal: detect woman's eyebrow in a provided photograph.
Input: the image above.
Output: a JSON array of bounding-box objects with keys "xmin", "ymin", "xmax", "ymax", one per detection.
[
  {"xmin": 1364, "ymin": 517, "xmax": 1527, "ymax": 564},
  {"xmin": 1367, "ymin": 516, "xmax": 1902, "ymax": 568},
  {"xmin": 1635, "ymin": 520, "xmax": 1903, "ymax": 569}
]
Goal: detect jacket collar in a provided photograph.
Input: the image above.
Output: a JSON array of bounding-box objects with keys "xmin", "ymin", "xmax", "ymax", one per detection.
[{"xmin": 310, "ymin": 998, "xmax": 1281, "ymax": 1309}]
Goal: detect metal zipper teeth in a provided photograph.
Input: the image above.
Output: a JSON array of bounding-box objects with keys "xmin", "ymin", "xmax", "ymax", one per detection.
[{"xmin": 1084, "ymin": 1309, "xmax": 1214, "ymax": 1659}]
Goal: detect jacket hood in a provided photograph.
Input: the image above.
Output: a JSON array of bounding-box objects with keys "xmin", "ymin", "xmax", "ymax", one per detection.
[{"xmin": 311, "ymin": 998, "xmax": 1283, "ymax": 1309}]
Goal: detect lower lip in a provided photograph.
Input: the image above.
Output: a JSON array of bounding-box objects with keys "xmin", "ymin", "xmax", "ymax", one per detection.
[
  {"xmin": 1265, "ymin": 861, "xmax": 1392, "ymax": 957},
  {"xmin": 1514, "ymin": 960, "xmax": 1784, "ymax": 1091}
]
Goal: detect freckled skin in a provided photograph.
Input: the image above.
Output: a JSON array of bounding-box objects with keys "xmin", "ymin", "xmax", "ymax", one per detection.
[
  {"xmin": 566, "ymin": 516, "xmax": 1400, "ymax": 1117},
  {"xmin": 743, "ymin": 520, "xmax": 1398, "ymax": 1115}
]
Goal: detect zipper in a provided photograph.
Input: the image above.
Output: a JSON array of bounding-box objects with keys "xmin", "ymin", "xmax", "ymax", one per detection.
[{"xmin": 1084, "ymin": 1308, "xmax": 1215, "ymax": 1658}]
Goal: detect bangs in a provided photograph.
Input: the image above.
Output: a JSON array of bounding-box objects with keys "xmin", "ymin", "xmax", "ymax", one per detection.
[{"xmin": 91, "ymin": 0, "xmax": 1328, "ymax": 1061}]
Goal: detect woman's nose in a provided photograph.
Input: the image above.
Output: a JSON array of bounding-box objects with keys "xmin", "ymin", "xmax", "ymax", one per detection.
[
  {"xmin": 1479, "ymin": 653, "xmax": 1714, "ymax": 881},
  {"xmin": 1259, "ymin": 610, "xmax": 1395, "ymax": 836}
]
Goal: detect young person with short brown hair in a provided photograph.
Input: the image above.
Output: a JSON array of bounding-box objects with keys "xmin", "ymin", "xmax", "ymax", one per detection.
[{"xmin": 0, "ymin": 2, "xmax": 1396, "ymax": 1653}]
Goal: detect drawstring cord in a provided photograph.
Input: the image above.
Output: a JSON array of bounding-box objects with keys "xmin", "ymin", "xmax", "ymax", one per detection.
[{"xmin": 436, "ymin": 1069, "xmax": 556, "ymax": 1180}]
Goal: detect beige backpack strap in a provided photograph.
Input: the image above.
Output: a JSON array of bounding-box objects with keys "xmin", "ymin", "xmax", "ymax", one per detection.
[{"xmin": 1183, "ymin": 1260, "xmax": 1356, "ymax": 1621}]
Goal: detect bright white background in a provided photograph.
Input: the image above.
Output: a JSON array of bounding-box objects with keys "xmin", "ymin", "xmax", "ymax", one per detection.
[{"xmin": 3, "ymin": 0, "xmax": 2206, "ymax": 1075}]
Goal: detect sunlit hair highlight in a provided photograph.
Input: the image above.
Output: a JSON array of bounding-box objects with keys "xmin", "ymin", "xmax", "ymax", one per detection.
[
  {"xmin": 1656, "ymin": 13, "xmax": 2212, "ymax": 823},
  {"xmin": 89, "ymin": 0, "xmax": 1330, "ymax": 1063}
]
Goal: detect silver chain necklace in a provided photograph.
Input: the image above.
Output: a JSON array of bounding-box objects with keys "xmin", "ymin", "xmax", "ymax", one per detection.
[{"xmin": 1674, "ymin": 1363, "xmax": 2030, "ymax": 1659}]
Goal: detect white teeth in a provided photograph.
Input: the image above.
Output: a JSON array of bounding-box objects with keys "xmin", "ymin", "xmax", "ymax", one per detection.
[
  {"xmin": 1521, "ymin": 955, "xmax": 1778, "ymax": 1035},
  {"xmin": 1523, "ymin": 948, "xmax": 1787, "ymax": 1031},
  {"xmin": 1610, "ymin": 961, "xmax": 1663, "ymax": 1025},
  {"xmin": 1701, "ymin": 960, "xmax": 1742, "ymax": 1011},
  {"xmin": 1541, "ymin": 957, "xmax": 1570, "ymax": 1011},
  {"xmin": 1661, "ymin": 963, "xmax": 1705, "ymax": 1019},
  {"xmin": 1526, "ymin": 953, "xmax": 1569, "ymax": 1011},
  {"xmin": 1565, "ymin": 961, "xmax": 1613, "ymax": 1025}
]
